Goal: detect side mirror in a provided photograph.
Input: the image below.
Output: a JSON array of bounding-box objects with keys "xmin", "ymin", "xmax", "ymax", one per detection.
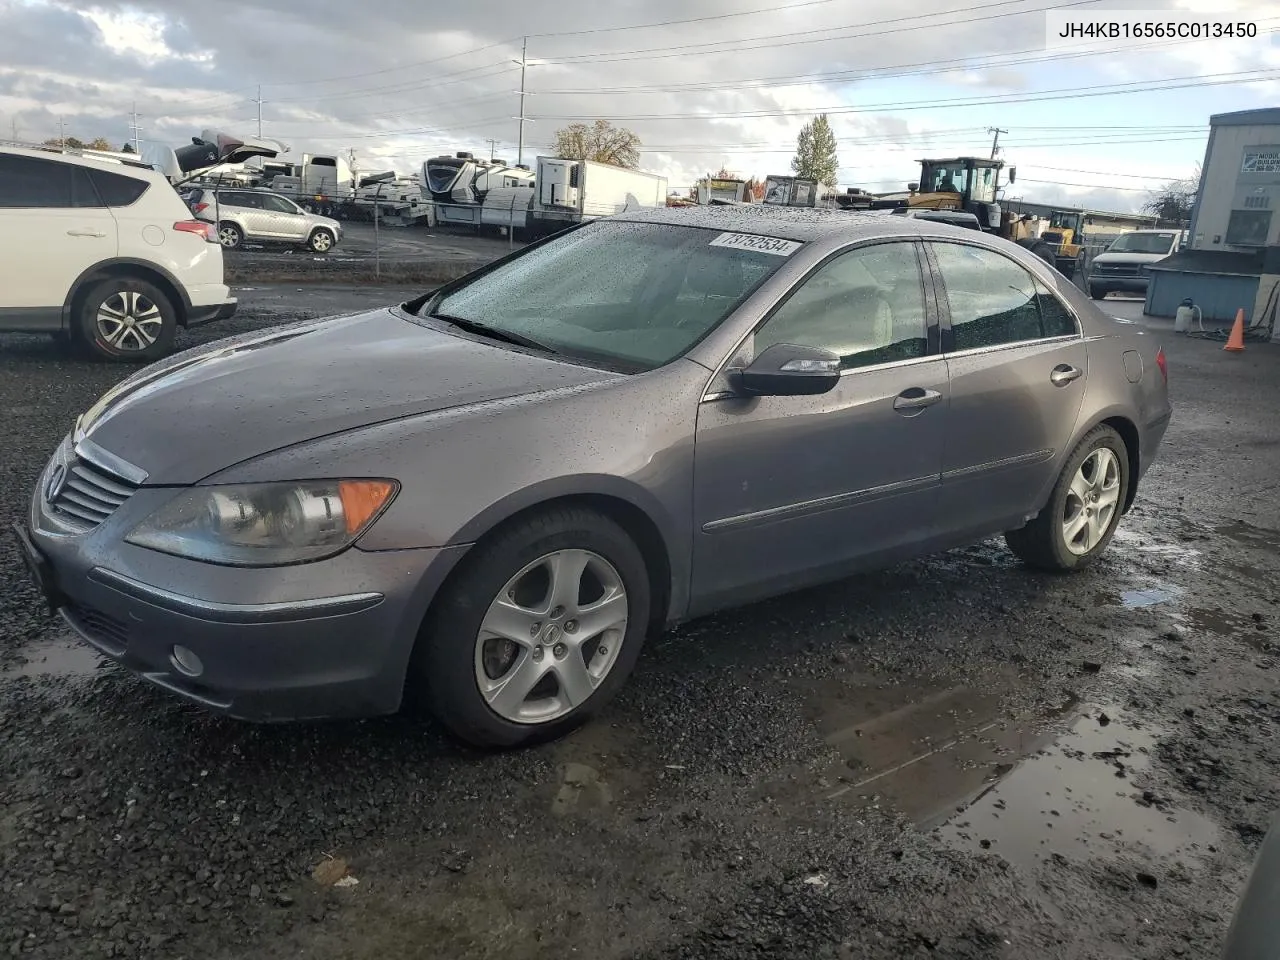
[
  {"xmin": 907, "ymin": 182, "xmax": 920, "ymax": 192},
  {"xmin": 1008, "ymin": 166, "xmax": 1017, "ymax": 184},
  {"xmin": 728, "ymin": 343, "xmax": 841, "ymax": 397}
]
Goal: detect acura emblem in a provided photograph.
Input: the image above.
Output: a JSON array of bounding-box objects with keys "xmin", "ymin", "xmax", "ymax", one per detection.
[{"xmin": 45, "ymin": 463, "xmax": 67, "ymax": 502}]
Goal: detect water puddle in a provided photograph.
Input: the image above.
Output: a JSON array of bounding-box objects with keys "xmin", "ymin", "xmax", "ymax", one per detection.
[
  {"xmin": 938, "ymin": 705, "xmax": 1217, "ymax": 874},
  {"xmin": 1119, "ymin": 585, "xmax": 1181, "ymax": 608},
  {"xmin": 1111, "ymin": 529, "xmax": 1202, "ymax": 568},
  {"xmin": 1214, "ymin": 520, "xmax": 1280, "ymax": 551},
  {"xmin": 1, "ymin": 637, "xmax": 105, "ymax": 680}
]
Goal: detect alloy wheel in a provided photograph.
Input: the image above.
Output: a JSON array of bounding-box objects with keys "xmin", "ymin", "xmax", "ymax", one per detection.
[
  {"xmin": 95, "ymin": 292, "xmax": 163, "ymax": 352},
  {"xmin": 474, "ymin": 549, "xmax": 629, "ymax": 724},
  {"xmin": 1062, "ymin": 447, "xmax": 1121, "ymax": 556}
]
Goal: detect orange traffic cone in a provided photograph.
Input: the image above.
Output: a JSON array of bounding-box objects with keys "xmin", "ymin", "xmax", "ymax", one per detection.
[{"xmin": 1224, "ymin": 308, "xmax": 1246, "ymax": 352}]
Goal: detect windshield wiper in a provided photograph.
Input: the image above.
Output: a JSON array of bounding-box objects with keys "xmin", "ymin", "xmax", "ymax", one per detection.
[{"xmin": 429, "ymin": 311, "xmax": 559, "ymax": 354}]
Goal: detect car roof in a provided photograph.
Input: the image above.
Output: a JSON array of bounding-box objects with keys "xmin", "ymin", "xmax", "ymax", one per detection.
[
  {"xmin": 610, "ymin": 204, "xmax": 953, "ymax": 242},
  {"xmin": 1, "ymin": 144, "xmax": 160, "ymax": 178}
]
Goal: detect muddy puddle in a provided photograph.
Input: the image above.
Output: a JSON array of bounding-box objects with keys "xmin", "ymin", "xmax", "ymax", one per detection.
[
  {"xmin": 938, "ymin": 705, "xmax": 1217, "ymax": 874},
  {"xmin": 803, "ymin": 674, "xmax": 1217, "ymax": 875},
  {"xmin": 2, "ymin": 636, "xmax": 105, "ymax": 680}
]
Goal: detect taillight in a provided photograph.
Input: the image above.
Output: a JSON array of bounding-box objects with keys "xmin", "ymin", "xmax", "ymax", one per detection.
[
  {"xmin": 193, "ymin": 202, "xmax": 209, "ymax": 214},
  {"xmin": 1155, "ymin": 346, "xmax": 1168, "ymax": 383},
  {"xmin": 173, "ymin": 220, "xmax": 216, "ymax": 243}
]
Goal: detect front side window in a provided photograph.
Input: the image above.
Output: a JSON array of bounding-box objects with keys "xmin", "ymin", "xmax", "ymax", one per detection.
[
  {"xmin": 932, "ymin": 243, "xmax": 1046, "ymax": 351},
  {"xmin": 970, "ymin": 166, "xmax": 997, "ymax": 204},
  {"xmin": 263, "ymin": 194, "xmax": 298, "ymax": 214},
  {"xmin": 754, "ymin": 242, "xmax": 928, "ymax": 370},
  {"xmin": 426, "ymin": 221, "xmax": 793, "ymax": 371}
]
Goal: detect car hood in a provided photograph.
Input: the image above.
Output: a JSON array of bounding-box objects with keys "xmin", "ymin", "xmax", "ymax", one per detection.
[
  {"xmin": 1091, "ymin": 251, "xmax": 1171, "ymax": 266},
  {"xmin": 76, "ymin": 308, "xmax": 619, "ymax": 484}
]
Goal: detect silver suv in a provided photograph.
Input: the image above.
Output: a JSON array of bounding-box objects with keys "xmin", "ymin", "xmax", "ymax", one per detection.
[{"xmin": 184, "ymin": 187, "xmax": 342, "ymax": 253}]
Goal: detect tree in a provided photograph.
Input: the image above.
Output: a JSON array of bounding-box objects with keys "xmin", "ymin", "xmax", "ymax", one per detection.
[
  {"xmin": 744, "ymin": 177, "xmax": 766, "ymax": 201},
  {"xmin": 791, "ymin": 114, "xmax": 839, "ymax": 188},
  {"xmin": 40, "ymin": 135, "xmax": 114, "ymax": 151},
  {"xmin": 121, "ymin": 142, "xmax": 136, "ymax": 153},
  {"xmin": 1142, "ymin": 164, "xmax": 1200, "ymax": 223},
  {"xmin": 86, "ymin": 137, "xmax": 113, "ymax": 150},
  {"xmin": 551, "ymin": 120, "xmax": 642, "ymax": 168}
]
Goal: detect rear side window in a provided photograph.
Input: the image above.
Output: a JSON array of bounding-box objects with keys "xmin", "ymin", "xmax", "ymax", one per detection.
[
  {"xmin": 88, "ymin": 168, "xmax": 149, "ymax": 207},
  {"xmin": 0, "ymin": 155, "xmax": 101, "ymax": 208},
  {"xmin": 932, "ymin": 242, "xmax": 1072, "ymax": 351},
  {"xmin": 1035, "ymin": 278, "xmax": 1079, "ymax": 337}
]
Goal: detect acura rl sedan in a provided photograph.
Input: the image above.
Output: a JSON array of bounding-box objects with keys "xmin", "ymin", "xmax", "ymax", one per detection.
[{"xmin": 14, "ymin": 207, "xmax": 1172, "ymax": 748}]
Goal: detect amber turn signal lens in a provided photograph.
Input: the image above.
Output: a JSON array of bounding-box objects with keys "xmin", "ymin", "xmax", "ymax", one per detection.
[{"xmin": 338, "ymin": 480, "xmax": 396, "ymax": 535}]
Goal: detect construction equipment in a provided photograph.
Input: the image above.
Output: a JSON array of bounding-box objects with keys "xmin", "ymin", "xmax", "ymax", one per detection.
[
  {"xmin": 1040, "ymin": 210, "xmax": 1086, "ymax": 276},
  {"xmin": 855, "ymin": 156, "xmax": 1053, "ymax": 264}
]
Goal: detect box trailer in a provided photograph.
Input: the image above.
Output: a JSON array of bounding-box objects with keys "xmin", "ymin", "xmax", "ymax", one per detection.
[{"xmin": 531, "ymin": 157, "xmax": 668, "ymax": 235}]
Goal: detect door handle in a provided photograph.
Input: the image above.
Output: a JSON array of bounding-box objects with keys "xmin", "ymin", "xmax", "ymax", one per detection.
[
  {"xmin": 66, "ymin": 229, "xmax": 106, "ymax": 238},
  {"xmin": 1050, "ymin": 364, "xmax": 1083, "ymax": 386},
  {"xmin": 893, "ymin": 387, "xmax": 943, "ymax": 412}
]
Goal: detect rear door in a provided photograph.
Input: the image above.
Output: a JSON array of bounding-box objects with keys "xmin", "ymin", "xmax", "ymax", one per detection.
[
  {"xmin": 925, "ymin": 239, "xmax": 1088, "ymax": 536},
  {"xmin": 223, "ymin": 191, "xmax": 268, "ymax": 237},
  {"xmin": 0, "ymin": 154, "xmax": 117, "ymax": 327},
  {"xmin": 691, "ymin": 239, "xmax": 949, "ymax": 609}
]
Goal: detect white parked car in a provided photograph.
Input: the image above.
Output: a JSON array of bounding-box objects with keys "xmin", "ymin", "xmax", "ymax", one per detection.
[{"xmin": 0, "ymin": 146, "xmax": 237, "ymax": 362}]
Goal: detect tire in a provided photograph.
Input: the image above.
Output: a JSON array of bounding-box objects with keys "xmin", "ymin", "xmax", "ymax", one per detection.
[
  {"xmin": 1016, "ymin": 237, "xmax": 1055, "ymax": 266},
  {"xmin": 75, "ymin": 278, "xmax": 177, "ymax": 363},
  {"xmin": 411, "ymin": 506, "xmax": 652, "ymax": 749},
  {"xmin": 307, "ymin": 228, "xmax": 335, "ymax": 253},
  {"xmin": 217, "ymin": 222, "xmax": 243, "ymax": 249},
  {"xmin": 1088, "ymin": 285, "xmax": 1106, "ymax": 300},
  {"xmin": 1005, "ymin": 424, "xmax": 1130, "ymax": 572}
]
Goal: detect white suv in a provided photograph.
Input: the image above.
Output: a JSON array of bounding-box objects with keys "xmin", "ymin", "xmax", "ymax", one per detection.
[{"xmin": 0, "ymin": 146, "xmax": 237, "ymax": 362}]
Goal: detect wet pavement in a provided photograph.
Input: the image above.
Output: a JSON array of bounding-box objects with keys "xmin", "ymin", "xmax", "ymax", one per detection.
[{"xmin": 1, "ymin": 294, "xmax": 1278, "ymax": 959}]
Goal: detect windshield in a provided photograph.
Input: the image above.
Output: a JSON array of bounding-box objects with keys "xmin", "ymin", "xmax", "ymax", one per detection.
[
  {"xmin": 1107, "ymin": 232, "xmax": 1177, "ymax": 254},
  {"xmin": 922, "ymin": 162, "xmax": 971, "ymax": 195},
  {"xmin": 425, "ymin": 220, "xmax": 793, "ymax": 371}
]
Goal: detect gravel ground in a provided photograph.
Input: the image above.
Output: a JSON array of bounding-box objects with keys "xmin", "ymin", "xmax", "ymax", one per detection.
[{"xmin": 1, "ymin": 293, "xmax": 1278, "ymax": 960}]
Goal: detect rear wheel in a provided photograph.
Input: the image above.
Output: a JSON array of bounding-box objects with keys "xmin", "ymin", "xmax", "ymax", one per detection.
[
  {"xmin": 217, "ymin": 222, "xmax": 243, "ymax": 249},
  {"xmin": 75, "ymin": 278, "xmax": 177, "ymax": 363},
  {"xmin": 1005, "ymin": 424, "xmax": 1129, "ymax": 571},
  {"xmin": 410, "ymin": 506, "xmax": 651, "ymax": 748},
  {"xmin": 1088, "ymin": 285, "xmax": 1106, "ymax": 300}
]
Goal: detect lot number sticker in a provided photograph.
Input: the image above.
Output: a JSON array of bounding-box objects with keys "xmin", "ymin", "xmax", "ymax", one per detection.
[{"xmin": 709, "ymin": 232, "xmax": 802, "ymax": 256}]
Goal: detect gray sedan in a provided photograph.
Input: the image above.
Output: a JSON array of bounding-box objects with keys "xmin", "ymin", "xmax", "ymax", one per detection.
[{"xmin": 15, "ymin": 207, "xmax": 1171, "ymax": 748}]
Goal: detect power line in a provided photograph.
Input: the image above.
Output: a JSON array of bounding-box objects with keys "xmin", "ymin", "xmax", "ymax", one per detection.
[{"xmin": 531, "ymin": 69, "xmax": 1280, "ymax": 121}]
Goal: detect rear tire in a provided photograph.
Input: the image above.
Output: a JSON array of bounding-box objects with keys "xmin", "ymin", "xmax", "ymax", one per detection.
[
  {"xmin": 217, "ymin": 222, "xmax": 243, "ymax": 249},
  {"xmin": 410, "ymin": 506, "xmax": 652, "ymax": 749},
  {"xmin": 307, "ymin": 228, "xmax": 335, "ymax": 253},
  {"xmin": 1005, "ymin": 424, "xmax": 1129, "ymax": 571},
  {"xmin": 75, "ymin": 278, "xmax": 177, "ymax": 363}
]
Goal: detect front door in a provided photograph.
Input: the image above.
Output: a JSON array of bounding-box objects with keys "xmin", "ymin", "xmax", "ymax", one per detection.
[
  {"xmin": 691, "ymin": 240, "xmax": 948, "ymax": 611},
  {"xmin": 925, "ymin": 240, "xmax": 1089, "ymax": 535},
  {"xmin": 261, "ymin": 194, "xmax": 307, "ymax": 240},
  {"xmin": 0, "ymin": 154, "xmax": 117, "ymax": 325}
]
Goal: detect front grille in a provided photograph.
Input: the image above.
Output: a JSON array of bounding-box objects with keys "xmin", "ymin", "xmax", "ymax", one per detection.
[
  {"xmin": 1094, "ymin": 264, "xmax": 1140, "ymax": 277},
  {"xmin": 65, "ymin": 602, "xmax": 129, "ymax": 654},
  {"xmin": 49, "ymin": 457, "xmax": 139, "ymax": 529}
]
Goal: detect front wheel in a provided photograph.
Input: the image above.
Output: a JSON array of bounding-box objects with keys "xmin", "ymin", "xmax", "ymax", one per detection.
[
  {"xmin": 307, "ymin": 228, "xmax": 335, "ymax": 253},
  {"xmin": 75, "ymin": 278, "xmax": 177, "ymax": 363},
  {"xmin": 1005, "ymin": 424, "xmax": 1129, "ymax": 571},
  {"xmin": 217, "ymin": 222, "xmax": 243, "ymax": 249},
  {"xmin": 1088, "ymin": 285, "xmax": 1106, "ymax": 300},
  {"xmin": 411, "ymin": 507, "xmax": 652, "ymax": 748}
]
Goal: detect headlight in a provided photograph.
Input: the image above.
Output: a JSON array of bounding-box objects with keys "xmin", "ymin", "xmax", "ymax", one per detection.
[{"xmin": 125, "ymin": 480, "xmax": 397, "ymax": 566}]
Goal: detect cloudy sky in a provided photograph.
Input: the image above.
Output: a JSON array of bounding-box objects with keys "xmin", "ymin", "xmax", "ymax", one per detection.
[{"xmin": 1, "ymin": 0, "xmax": 1278, "ymax": 213}]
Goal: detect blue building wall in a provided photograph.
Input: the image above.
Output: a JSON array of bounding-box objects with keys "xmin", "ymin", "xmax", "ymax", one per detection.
[{"xmin": 1145, "ymin": 270, "xmax": 1259, "ymax": 322}]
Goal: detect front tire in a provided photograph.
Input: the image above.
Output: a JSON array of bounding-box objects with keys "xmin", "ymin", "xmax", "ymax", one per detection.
[
  {"xmin": 1088, "ymin": 285, "xmax": 1106, "ymax": 300},
  {"xmin": 75, "ymin": 278, "xmax": 177, "ymax": 363},
  {"xmin": 1005, "ymin": 425, "xmax": 1129, "ymax": 571},
  {"xmin": 411, "ymin": 506, "xmax": 652, "ymax": 748},
  {"xmin": 307, "ymin": 228, "xmax": 335, "ymax": 253}
]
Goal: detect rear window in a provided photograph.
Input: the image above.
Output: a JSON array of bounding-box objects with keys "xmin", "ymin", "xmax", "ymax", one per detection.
[{"xmin": 87, "ymin": 168, "xmax": 149, "ymax": 207}]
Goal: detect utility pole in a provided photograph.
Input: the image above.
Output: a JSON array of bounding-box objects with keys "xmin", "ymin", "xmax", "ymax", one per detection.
[
  {"xmin": 987, "ymin": 127, "xmax": 1008, "ymax": 160},
  {"xmin": 58, "ymin": 116, "xmax": 65, "ymax": 148},
  {"xmin": 252, "ymin": 85, "xmax": 264, "ymax": 139},
  {"xmin": 129, "ymin": 102, "xmax": 143, "ymax": 152},
  {"xmin": 486, "ymin": 138, "xmax": 498, "ymax": 161},
  {"xmin": 515, "ymin": 37, "xmax": 528, "ymax": 166}
]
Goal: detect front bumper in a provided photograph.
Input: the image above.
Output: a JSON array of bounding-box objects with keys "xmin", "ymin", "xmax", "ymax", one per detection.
[
  {"xmin": 186, "ymin": 299, "xmax": 237, "ymax": 327},
  {"xmin": 22, "ymin": 440, "xmax": 469, "ymax": 720},
  {"xmin": 1088, "ymin": 275, "xmax": 1149, "ymax": 293}
]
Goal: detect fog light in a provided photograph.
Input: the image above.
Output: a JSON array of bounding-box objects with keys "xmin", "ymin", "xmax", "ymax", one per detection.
[{"xmin": 170, "ymin": 645, "xmax": 204, "ymax": 678}]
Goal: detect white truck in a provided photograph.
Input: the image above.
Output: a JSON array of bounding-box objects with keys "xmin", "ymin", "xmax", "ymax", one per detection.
[{"xmin": 529, "ymin": 157, "xmax": 668, "ymax": 236}]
